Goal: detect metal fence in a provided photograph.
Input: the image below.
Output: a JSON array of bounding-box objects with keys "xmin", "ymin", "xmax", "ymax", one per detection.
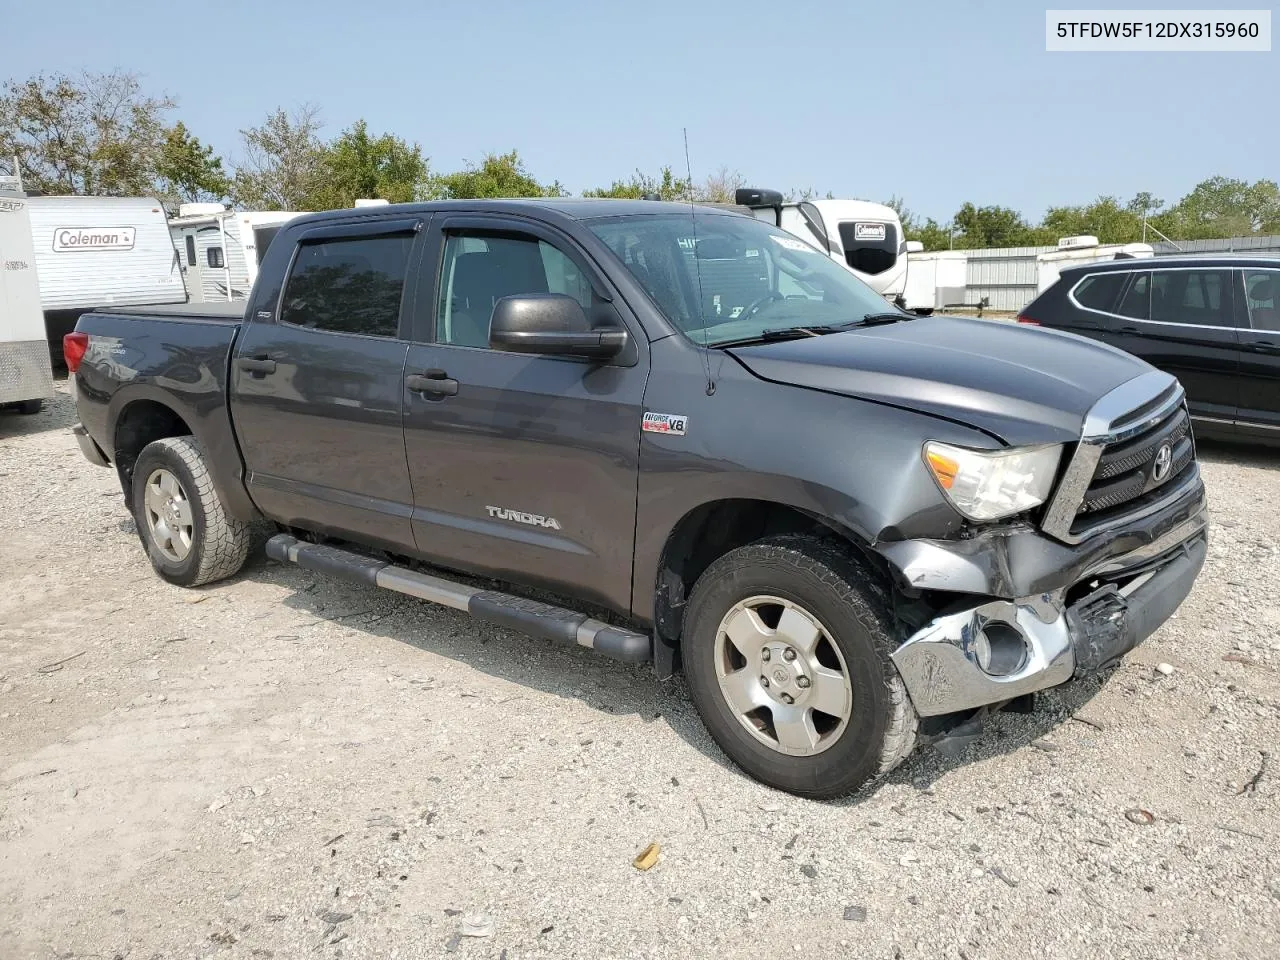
[{"xmin": 950, "ymin": 234, "xmax": 1280, "ymax": 312}]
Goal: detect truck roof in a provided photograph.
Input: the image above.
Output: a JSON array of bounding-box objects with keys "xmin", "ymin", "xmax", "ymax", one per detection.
[{"xmin": 281, "ymin": 197, "xmax": 746, "ymax": 228}]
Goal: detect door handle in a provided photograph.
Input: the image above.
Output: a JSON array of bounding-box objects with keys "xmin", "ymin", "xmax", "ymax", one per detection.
[
  {"xmin": 236, "ymin": 355, "xmax": 277, "ymax": 374},
  {"xmin": 1246, "ymin": 340, "xmax": 1280, "ymax": 355},
  {"xmin": 1117, "ymin": 326, "xmax": 1140, "ymax": 335},
  {"xmin": 406, "ymin": 369, "xmax": 459, "ymax": 397}
]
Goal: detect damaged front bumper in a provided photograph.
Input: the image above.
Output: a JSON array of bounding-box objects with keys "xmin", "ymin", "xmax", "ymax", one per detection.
[{"xmin": 884, "ymin": 484, "xmax": 1208, "ymax": 718}]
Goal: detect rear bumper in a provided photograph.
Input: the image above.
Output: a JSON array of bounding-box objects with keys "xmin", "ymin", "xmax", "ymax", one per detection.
[
  {"xmin": 72, "ymin": 423, "xmax": 111, "ymax": 467},
  {"xmin": 891, "ymin": 506, "xmax": 1207, "ymax": 717}
]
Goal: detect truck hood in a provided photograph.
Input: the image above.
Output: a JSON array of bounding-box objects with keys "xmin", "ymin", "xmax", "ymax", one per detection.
[{"xmin": 726, "ymin": 315, "xmax": 1151, "ymax": 446}]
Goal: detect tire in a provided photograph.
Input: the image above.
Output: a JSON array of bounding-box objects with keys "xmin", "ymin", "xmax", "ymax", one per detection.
[
  {"xmin": 17, "ymin": 399, "xmax": 43, "ymax": 415},
  {"xmin": 682, "ymin": 534, "xmax": 918, "ymax": 798},
  {"xmin": 130, "ymin": 436, "xmax": 252, "ymax": 587}
]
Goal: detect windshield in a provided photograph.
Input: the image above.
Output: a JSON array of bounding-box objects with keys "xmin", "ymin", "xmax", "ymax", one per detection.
[{"xmin": 589, "ymin": 213, "xmax": 896, "ymax": 346}]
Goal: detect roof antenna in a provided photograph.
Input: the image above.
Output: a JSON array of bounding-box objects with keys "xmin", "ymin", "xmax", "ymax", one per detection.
[{"xmin": 683, "ymin": 128, "xmax": 715, "ymax": 397}]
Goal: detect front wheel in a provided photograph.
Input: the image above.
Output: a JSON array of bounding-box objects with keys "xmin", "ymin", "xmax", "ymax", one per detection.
[
  {"xmin": 131, "ymin": 436, "xmax": 252, "ymax": 587},
  {"xmin": 17, "ymin": 399, "xmax": 43, "ymax": 415},
  {"xmin": 682, "ymin": 535, "xmax": 918, "ymax": 798}
]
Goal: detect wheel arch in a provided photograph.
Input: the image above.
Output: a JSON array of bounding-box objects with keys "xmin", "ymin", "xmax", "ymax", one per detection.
[
  {"xmin": 650, "ymin": 498, "xmax": 891, "ymax": 676},
  {"xmin": 112, "ymin": 398, "xmax": 195, "ymax": 501},
  {"xmin": 105, "ymin": 384, "xmax": 260, "ymax": 523}
]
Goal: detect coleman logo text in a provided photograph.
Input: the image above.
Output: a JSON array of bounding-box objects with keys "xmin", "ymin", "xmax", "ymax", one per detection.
[
  {"xmin": 486, "ymin": 506, "xmax": 562, "ymax": 530},
  {"xmin": 53, "ymin": 227, "xmax": 137, "ymax": 252}
]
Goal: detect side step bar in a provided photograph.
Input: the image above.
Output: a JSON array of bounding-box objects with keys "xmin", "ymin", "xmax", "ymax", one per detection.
[{"xmin": 265, "ymin": 534, "xmax": 652, "ymax": 664}]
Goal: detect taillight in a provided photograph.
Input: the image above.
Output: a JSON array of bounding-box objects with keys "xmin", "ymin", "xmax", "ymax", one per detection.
[
  {"xmin": 63, "ymin": 332, "xmax": 89, "ymax": 373},
  {"xmin": 1015, "ymin": 314, "xmax": 1040, "ymax": 325}
]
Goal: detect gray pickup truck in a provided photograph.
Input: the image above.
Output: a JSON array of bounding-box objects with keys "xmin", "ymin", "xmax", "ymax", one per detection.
[{"xmin": 67, "ymin": 197, "xmax": 1208, "ymax": 798}]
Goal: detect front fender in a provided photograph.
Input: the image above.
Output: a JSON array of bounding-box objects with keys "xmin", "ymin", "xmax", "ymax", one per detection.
[{"xmin": 629, "ymin": 346, "xmax": 996, "ymax": 621}]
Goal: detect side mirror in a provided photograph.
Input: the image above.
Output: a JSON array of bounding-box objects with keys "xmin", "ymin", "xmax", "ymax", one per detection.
[
  {"xmin": 905, "ymin": 240, "xmax": 924, "ymax": 253},
  {"xmin": 489, "ymin": 294, "xmax": 628, "ymax": 360}
]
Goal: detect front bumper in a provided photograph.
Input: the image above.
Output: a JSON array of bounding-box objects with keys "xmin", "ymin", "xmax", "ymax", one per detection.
[
  {"xmin": 72, "ymin": 422, "xmax": 110, "ymax": 467},
  {"xmin": 890, "ymin": 502, "xmax": 1207, "ymax": 717}
]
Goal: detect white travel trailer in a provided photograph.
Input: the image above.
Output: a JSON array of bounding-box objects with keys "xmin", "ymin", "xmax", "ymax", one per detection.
[
  {"xmin": 902, "ymin": 244, "xmax": 968, "ymax": 314},
  {"xmin": 733, "ymin": 190, "xmax": 910, "ymax": 303},
  {"xmin": 26, "ymin": 195, "xmax": 187, "ymax": 354},
  {"xmin": 168, "ymin": 203, "xmax": 304, "ymax": 302},
  {"xmin": 0, "ymin": 182, "xmax": 54, "ymax": 413},
  {"xmin": 1036, "ymin": 235, "xmax": 1155, "ymax": 293}
]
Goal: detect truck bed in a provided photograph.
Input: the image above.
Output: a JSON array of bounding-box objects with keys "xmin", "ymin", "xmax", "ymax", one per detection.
[{"xmin": 92, "ymin": 301, "xmax": 246, "ymax": 322}]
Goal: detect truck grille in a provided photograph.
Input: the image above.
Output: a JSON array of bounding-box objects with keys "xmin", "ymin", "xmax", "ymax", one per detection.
[
  {"xmin": 1072, "ymin": 404, "xmax": 1194, "ymax": 533},
  {"xmin": 1040, "ymin": 372, "xmax": 1198, "ymax": 544}
]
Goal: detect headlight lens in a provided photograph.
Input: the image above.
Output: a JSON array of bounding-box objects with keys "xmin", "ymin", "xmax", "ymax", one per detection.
[{"xmin": 923, "ymin": 442, "xmax": 1062, "ymax": 521}]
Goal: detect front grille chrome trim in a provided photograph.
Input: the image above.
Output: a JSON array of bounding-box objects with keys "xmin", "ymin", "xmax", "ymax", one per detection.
[{"xmin": 1042, "ymin": 371, "xmax": 1187, "ymax": 544}]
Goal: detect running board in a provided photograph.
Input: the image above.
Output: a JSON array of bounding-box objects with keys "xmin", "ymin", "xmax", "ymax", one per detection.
[{"xmin": 265, "ymin": 534, "xmax": 652, "ymax": 663}]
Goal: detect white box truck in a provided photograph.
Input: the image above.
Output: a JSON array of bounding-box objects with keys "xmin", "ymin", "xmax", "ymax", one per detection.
[
  {"xmin": 168, "ymin": 203, "xmax": 304, "ymax": 303},
  {"xmin": 0, "ymin": 185, "xmax": 55, "ymax": 414},
  {"xmin": 26, "ymin": 195, "xmax": 188, "ymax": 358}
]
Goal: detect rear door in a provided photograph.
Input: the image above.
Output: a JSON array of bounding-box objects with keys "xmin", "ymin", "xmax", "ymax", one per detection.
[
  {"xmin": 229, "ymin": 217, "xmax": 425, "ymax": 553},
  {"xmin": 1088, "ymin": 267, "xmax": 1239, "ymax": 428},
  {"xmin": 400, "ymin": 214, "xmax": 648, "ymax": 613},
  {"xmin": 1235, "ymin": 266, "xmax": 1280, "ymax": 438}
]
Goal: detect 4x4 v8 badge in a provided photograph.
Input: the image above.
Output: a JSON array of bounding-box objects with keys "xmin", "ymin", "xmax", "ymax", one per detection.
[{"xmin": 486, "ymin": 506, "xmax": 562, "ymax": 530}]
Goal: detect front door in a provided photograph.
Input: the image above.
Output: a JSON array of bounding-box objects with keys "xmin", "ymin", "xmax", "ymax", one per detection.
[
  {"xmin": 402, "ymin": 215, "xmax": 648, "ymax": 614},
  {"xmin": 229, "ymin": 217, "xmax": 424, "ymax": 553},
  {"xmin": 1235, "ymin": 266, "xmax": 1280, "ymax": 439}
]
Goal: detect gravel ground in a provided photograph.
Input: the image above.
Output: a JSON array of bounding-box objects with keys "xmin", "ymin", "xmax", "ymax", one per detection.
[{"xmin": 1, "ymin": 382, "xmax": 1277, "ymax": 960}]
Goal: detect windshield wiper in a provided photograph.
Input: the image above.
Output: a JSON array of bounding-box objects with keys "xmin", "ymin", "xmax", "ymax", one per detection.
[
  {"xmin": 859, "ymin": 311, "xmax": 912, "ymax": 326},
  {"xmin": 711, "ymin": 324, "xmax": 847, "ymax": 347},
  {"xmin": 711, "ymin": 313, "xmax": 911, "ymax": 348}
]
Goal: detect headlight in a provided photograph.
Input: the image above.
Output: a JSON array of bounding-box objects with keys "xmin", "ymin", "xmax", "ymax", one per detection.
[{"xmin": 923, "ymin": 442, "xmax": 1062, "ymax": 522}]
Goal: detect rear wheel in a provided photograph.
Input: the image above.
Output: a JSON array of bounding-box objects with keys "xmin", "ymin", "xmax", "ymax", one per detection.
[
  {"xmin": 682, "ymin": 535, "xmax": 917, "ymax": 798},
  {"xmin": 131, "ymin": 436, "xmax": 252, "ymax": 587},
  {"xmin": 17, "ymin": 399, "xmax": 42, "ymax": 415}
]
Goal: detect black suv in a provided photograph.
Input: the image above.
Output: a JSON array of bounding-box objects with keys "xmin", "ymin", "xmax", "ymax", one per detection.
[{"xmin": 1019, "ymin": 255, "xmax": 1280, "ymax": 442}]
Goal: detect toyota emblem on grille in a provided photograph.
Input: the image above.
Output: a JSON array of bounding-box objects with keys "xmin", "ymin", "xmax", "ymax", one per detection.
[{"xmin": 1151, "ymin": 441, "xmax": 1173, "ymax": 483}]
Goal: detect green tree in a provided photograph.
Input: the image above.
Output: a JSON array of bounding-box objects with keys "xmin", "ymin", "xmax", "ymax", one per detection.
[
  {"xmin": 696, "ymin": 166, "xmax": 744, "ymax": 203},
  {"xmin": 951, "ymin": 202, "xmax": 1039, "ymax": 248},
  {"xmin": 584, "ymin": 166, "xmax": 691, "ymax": 200},
  {"xmin": 230, "ymin": 104, "xmax": 326, "ymax": 210},
  {"xmin": 154, "ymin": 121, "xmax": 230, "ymax": 204},
  {"xmin": 0, "ymin": 70, "xmax": 175, "ymax": 195},
  {"xmin": 430, "ymin": 150, "xmax": 557, "ymax": 199},
  {"xmin": 315, "ymin": 119, "xmax": 430, "ymax": 207},
  {"xmin": 1155, "ymin": 176, "xmax": 1280, "ymax": 239},
  {"xmin": 1040, "ymin": 195, "xmax": 1144, "ymax": 244}
]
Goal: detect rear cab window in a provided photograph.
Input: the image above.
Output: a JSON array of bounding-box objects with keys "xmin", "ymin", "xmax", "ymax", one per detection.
[{"xmin": 280, "ymin": 235, "xmax": 415, "ymax": 338}]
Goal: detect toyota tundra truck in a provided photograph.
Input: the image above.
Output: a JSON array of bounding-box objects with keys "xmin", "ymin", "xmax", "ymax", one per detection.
[{"xmin": 66, "ymin": 197, "xmax": 1208, "ymax": 798}]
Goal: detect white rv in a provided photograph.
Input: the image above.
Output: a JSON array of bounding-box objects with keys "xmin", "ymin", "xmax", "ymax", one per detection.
[
  {"xmin": 1036, "ymin": 235, "xmax": 1155, "ymax": 293},
  {"xmin": 734, "ymin": 191, "xmax": 910, "ymax": 303},
  {"xmin": 169, "ymin": 204, "xmax": 304, "ymax": 302},
  {"xmin": 26, "ymin": 195, "xmax": 187, "ymax": 354},
  {"xmin": 0, "ymin": 182, "xmax": 55, "ymax": 413},
  {"xmin": 902, "ymin": 244, "xmax": 968, "ymax": 314}
]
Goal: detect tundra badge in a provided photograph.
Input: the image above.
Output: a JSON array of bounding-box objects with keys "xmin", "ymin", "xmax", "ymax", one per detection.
[{"xmin": 486, "ymin": 506, "xmax": 562, "ymax": 530}]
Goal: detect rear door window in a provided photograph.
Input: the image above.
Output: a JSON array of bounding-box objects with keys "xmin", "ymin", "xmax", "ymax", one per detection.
[
  {"xmin": 1243, "ymin": 268, "xmax": 1280, "ymax": 331},
  {"xmin": 280, "ymin": 234, "xmax": 414, "ymax": 338},
  {"xmin": 1115, "ymin": 272, "xmax": 1150, "ymax": 320},
  {"xmin": 1150, "ymin": 269, "xmax": 1232, "ymax": 326},
  {"xmin": 1072, "ymin": 272, "xmax": 1127, "ymax": 312}
]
